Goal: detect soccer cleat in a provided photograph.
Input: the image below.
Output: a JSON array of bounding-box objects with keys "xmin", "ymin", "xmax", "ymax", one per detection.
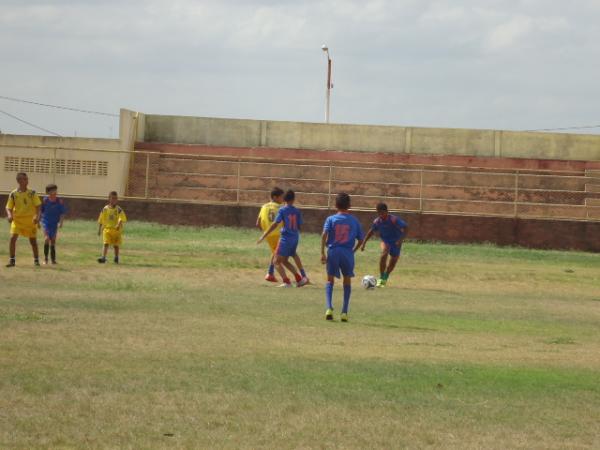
[
  {"xmin": 6, "ymin": 260, "xmax": 15, "ymax": 268},
  {"xmin": 34, "ymin": 260, "xmax": 40, "ymax": 266},
  {"xmin": 296, "ymin": 276, "xmax": 309, "ymax": 287},
  {"xmin": 340, "ymin": 313, "xmax": 348, "ymax": 322},
  {"xmin": 376, "ymin": 278, "xmax": 386, "ymax": 288},
  {"xmin": 114, "ymin": 257, "xmax": 119, "ymax": 264},
  {"xmin": 325, "ymin": 308, "xmax": 334, "ymax": 321},
  {"xmin": 97, "ymin": 257, "xmax": 107, "ymax": 264},
  {"xmin": 264, "ymin": 274, "xmax": 278, "ymax": 283},
  {"xmin": 51, "ymin": 260, "xmax": 57, "ymax": 265},
  {"xmin": 277, "ymin": 282, "xmax": 292, "ymax": 288},
  {"xmin": 43, "ymin": 260, "xmax": 49, "ymax": 265}
]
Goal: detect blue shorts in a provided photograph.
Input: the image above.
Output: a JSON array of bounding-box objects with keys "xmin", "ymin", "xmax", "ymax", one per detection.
[
  {"xmin": 326, "ymin": 247, "xmax": 355, "ymax": 278},
  {"xmin": 276, "ymin": 238, "xmax": 298, "ymax": 257},
  {"xmin": 382, "ymin": 241, "xmax": 401, "ymax": 257},
  {"xmin": 43, "ymin": 224, "xmax": 58, "ymax": 239}
]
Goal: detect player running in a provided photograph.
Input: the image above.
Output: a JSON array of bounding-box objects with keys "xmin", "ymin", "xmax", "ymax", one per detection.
[
  {"xmin": 360, "ymin": 202, "xmax": 408, "ymax": 287},
  {"xmin": 321, "ymin": 193, "xmax": 364, "ymax": 322},
  {"xmin": 5, "ymin": 172, "xmax": 42, "ymax": 267},
  {"xmin": 40, "ymin": 184, "xmax": 67, "ymax": 265},
  {"xmin": 257, "ymin": 189, "xmax": 309, "ymax": 288}
]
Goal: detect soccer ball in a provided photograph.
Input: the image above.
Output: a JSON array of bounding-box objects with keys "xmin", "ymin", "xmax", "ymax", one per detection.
[{"xmin": 361, "ymin": 275, "xmax": 377, "ymax": 289}]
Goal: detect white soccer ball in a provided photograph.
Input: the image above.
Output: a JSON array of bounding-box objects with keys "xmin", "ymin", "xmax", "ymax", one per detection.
[{"xmin": 361, "ymin": 275, "xmax": 377, "ymax": 289}]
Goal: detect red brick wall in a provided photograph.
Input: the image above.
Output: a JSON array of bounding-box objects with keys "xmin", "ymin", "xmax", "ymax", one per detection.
[{"xmin": 4, "ymin": 195, "xmax": 596, "ymax": 252}]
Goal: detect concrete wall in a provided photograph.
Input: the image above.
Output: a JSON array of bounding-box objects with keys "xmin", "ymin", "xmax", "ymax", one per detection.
[
  {"xmin": 0, "ymin": 109, "xmax": 138, "ymax": 197},
  {"xmin": 3, "ymin": 195, "xmax": 596, "ymax": 252},
  {"xmin": 138, "ymin": 113, "xmax": 600, "ymax": 162}
]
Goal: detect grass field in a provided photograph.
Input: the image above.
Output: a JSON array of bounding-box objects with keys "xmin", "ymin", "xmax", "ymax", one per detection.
[{"xmin": 1, "ymin": 220, "xmax": 599, "ymax": 449}]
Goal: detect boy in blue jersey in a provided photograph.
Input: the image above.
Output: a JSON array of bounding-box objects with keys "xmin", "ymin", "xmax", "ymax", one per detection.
[
  {"xmin": 321, "ymin": 192, "xmax": 364, "ymax": 322},
  {"xmin": 360, "ymin": 202, "xmax": 408, "ymax": 287},
  {"xmin": 257, "ymin": 190, "xmax": 309, "ymax": 288},
  {"xmin": 41, "ymin": 184, "xmax": 67, "ymax": 264}
]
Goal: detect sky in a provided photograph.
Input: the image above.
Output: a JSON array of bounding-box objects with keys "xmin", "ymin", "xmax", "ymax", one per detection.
[{"xmin": 1, "ymin": 0, "xmax": 600, "ymax": 138}]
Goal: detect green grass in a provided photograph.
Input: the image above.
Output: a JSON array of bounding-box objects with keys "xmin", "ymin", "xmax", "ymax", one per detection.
[{"xmin": 1, "ymin": 220, "xmax": 599, "ymax": 449}]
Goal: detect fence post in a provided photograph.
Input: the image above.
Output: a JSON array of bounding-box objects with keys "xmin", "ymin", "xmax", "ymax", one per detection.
[
  {"xmin": 419, "ymin": 168, "xmax": 424, "ymax": 212},
  {"xmin": 144, "ymin": 153, "xmax": 150, "ymax": 198},
  {"xmin": 236, "ymin": 159, "xmax": 241, "ymax": 205},
  {"xmin": 514, "ymin": 170, "xmax": 519, "ymax": 218},
  {"xmin": 327, "ymin": 163, "xmax": 333, "ymax": 209}
]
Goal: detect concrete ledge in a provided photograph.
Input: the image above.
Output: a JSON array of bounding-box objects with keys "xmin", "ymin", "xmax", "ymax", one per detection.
[{"xmin": 138, "ymin": 114, "xmax": 600, "ymax": 162}]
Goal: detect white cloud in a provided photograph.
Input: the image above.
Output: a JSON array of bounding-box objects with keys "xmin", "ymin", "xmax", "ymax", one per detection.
[{"xmin": 0, "ymin": 0, "xmax": 599, "ymax": 137}]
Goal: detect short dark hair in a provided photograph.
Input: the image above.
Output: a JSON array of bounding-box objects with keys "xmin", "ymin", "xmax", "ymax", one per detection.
[
  {"xmin": 335, "ymin": 192, "xmax": 351, "ymax": 210},
  {"xmin": 45, "ymin": 184, "xmax": 58, "ymax": 193},
  {"xmin": 16, "ymin": 172, "xmax": 27, "ymax": 180},
  {"xmin": 109, "ymin": 191, "xmax": 118, "ymax": 197},
  {"xmin": 283, "ymin": 190, "xmax": 295, "ymax": 202},
  {"xmin": 271, "ymin": 187, "xmax": 284, "ymax": 199},
  {"xmin": 376, "ymin": 202, "xmax": 388, "ymax": 212}
]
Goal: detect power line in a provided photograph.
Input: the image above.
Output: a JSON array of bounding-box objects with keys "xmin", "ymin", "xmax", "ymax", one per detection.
[
  {"xmin": 525, "ymin": 124, "xmax": 600, "ymax": 132},
  {"xmin": 0, "ymin": 94, "xmax": 119, "ymax": 117},
  {"xmin": 0, "ymin": 108, "xmax": 62, "ymax": 136}
]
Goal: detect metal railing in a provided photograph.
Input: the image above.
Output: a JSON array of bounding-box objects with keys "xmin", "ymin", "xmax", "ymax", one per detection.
[
  {"xmin": 128, "ymin": 150, "xmax": 600, "ymax": 222},
  {"xmin": 2, "ymin": 143, "xmax": 599, "ymax": 222}
]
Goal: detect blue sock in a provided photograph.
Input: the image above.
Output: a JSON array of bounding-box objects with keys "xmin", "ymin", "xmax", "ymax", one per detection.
[
  {"xmin": 325, "ymin": 282, "xmax": 334, "ymax": 310},
  {"xmin": 300, "ymin": 268, "xmax": 307, "ymax": 278},
  {"xmin": 342, "ymin": 284, "xmax": 351, "ymax": 313},
  {"xmin": 268, "ymin": 263, "xmax": 275, "ymax": 275}
]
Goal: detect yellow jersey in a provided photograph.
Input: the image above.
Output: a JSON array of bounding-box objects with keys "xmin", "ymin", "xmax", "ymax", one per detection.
[
  {"xmin": 6, "ymin": 189, "xmax": 41, "ymax": 219},
  {"xmin": 98, "ymin": 205, "xmax": 127, "ymax": 230},
  {"xmin": 258, "ymin": 201, "xmax": 282, "ymax": 235}
]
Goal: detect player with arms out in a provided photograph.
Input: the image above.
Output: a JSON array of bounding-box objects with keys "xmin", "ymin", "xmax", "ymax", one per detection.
[
  {"xmin": 5, "ymin": 172, "xmax": 42, "ymax": 267},
  {"xmin": 321, "ymin": 192, "xmax": 364, "ymax": 322},
  {"xmin": 97, "ymin": 191, "xmax": 127, "ymax": 264},
  {"xmin": 41, "ymin": 184, "xmax": 67, "ymax": 265},
  {"xmin": 257, "ymin": 189, "xmax": 309, "ymax": 288},
  {"xmin": 360, "ymin": 202, "xmax": 408, "ymax": 287}
]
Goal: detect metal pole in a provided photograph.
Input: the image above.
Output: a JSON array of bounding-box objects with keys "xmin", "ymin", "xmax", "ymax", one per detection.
[
  {"xmin": 327, "ymin": 163, "xmax": 333, "ymax": 209},
  {"xmin": 514, "ymin": 170, "xmax": 519, "ymax": 218},
  {"xmin": 322, "ymin": 45, "xmax": 332, "ymax": 123},
  {"xmin": 419, "ymin": 169, "xmax": 424, "ymax": 212},
  {"xmin": 144, "ymin": 153, "xmax": 150, "ymax": 198},
  {"xmin": 326, "ymin": 57, "xmax": 332, "ymax": 123},
  {"xmin": 236, "ymin": 159, "xmax": 241, "ymax": 205}
]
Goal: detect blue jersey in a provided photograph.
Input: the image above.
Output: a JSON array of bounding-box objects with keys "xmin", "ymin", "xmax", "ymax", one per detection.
[
  {"xmin": 275, "ymin": 204, "xmax": 303, "ymax": 241},
  {"xmin": 323, "ymin": 213, "xmax": 364, "ymax": 249},
  {"xmin": 371, "ymin": 214, "xmax": 407, "ymax": 243},
  {"xmin": 41, "ymin": 196, "xmax": 67, "ymax": 227}
]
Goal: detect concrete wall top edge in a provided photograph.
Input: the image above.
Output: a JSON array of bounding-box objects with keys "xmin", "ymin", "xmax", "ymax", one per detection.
[
  {"xmin": 0, "ymin": 133, "xmax": 120, "ymax": 147},
  {"xmin": 137, "ymin": 113, "xmax": 600, "ymax": 163}
]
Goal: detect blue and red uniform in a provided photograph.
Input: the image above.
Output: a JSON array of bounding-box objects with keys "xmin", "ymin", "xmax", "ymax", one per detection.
[
  {"xmin": 41, "ymin": 196, "xmax": 67, "ymax": 239},
  {"xmin": 371, "ymin": 214, "xmax": 407, "ymax": 257},
  {"xmin": 323, "ymin": 213, "xmax": 364, "ymax": 278},
  {"xmin": 274, "ymin": 204, "xmax": 303, "ymax": 257}
]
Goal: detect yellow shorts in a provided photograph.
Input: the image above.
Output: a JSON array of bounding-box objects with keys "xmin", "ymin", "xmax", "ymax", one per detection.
[
  {"xmin": 266, "ymin": 235, "xmax": 279, "ymax": 253},
  {"xmin": 10, "ymin": 218, "xmax": 38, "ymax": 238},
  {"xmin": 103, "ymin": 228, "xmax": 123, "ymax": 246}
]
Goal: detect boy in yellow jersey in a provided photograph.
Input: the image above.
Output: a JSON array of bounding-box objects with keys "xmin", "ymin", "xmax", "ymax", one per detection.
[
  {"xmin": 5, "ymin": 172, "xmax": 42, "ymax": 267},
  {"xmin": 256, "ymin": 187, "xmax": 310, "ymax": 284},
  {"xmin": 97, "ymin": 191, "xmax": 127, "ymax": 264},
  {"xmin": 256, "ymin": 187, "xmax": 284, "ymax": 282}
]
